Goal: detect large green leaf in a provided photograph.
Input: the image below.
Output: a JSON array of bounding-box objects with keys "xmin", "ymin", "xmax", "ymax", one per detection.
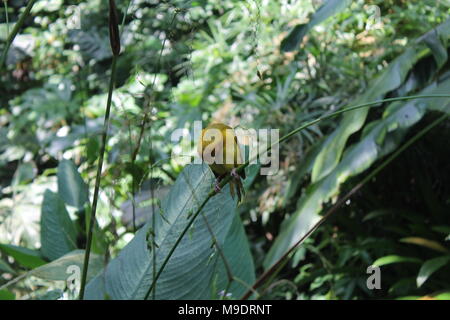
[
  {"xmin": 0, "ymin": 244, "xmax": 46, "ymax": 269},
  {"xmin": 85, "ymin": 164, "xmax": 254, "ymax": 300},
  {"xmin": 57, "ymin": 159, "xmax": 89, "ymax": 209},
  {"xmin": 281, "ymin": 0, "xmax": 352, "ymax": 52},
  {"xmin": 417, "ymin": 256, "xmax": 450, "ymax": 287},
  {"xmin": 265, "ymin": 77, "xmax": 450, "ymax": 268},
  {"xmin": 311, "ymin": 48, "xmax": 418, "ymax": 183},
  {"xmin": 31, "ymin": 250, "xmax": 103, "ymax": 282},
  {"xmin": 311, "ymin": 18, "xmax": 450, "ymax": 183},
  {"xmin": 40, "ymin": 190, "xmax": 78, "ymax": 261},
  {"xmin": 215, "ymin": 214, "xmax": 256, "ymax": 299},
  {"xmin": 417, "ymin": 18, "xmax": 450, "ymax": 69}
]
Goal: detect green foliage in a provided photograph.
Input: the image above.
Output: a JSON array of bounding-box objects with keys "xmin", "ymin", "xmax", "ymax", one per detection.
[
  {"xmin": 0, "ymin": 258, "xmax": 16, "ymax": 274},
  {"xmin": 1, "ymin": 0, "xmax": 450, "ymax": 300},
  {"xmin": 417, "ymin": 256, "xmax": 450, "ymax": 288},
  {"xmin": 281, "ymin": 0, "xmax": 352, "ymax": 52},
  {"xmin": 31, "ymin": 250, "xmax": 102, "ymax": 282},
  {"xmin": 57, "ymin": 160, "xmax": 89, "ymax": 210},
  {"xmin": 312, "ymin": 18, "xmax": 450, "ymax": 183},
  {"xmin": 0, "ymin": 244, "xmax": 46, "ymax": 269},
  {"xmin": 40, "ymin": 190, "xmax": 78, "ymax": 261},
  {"xmin": 0, "ymin": 289, "xmax": 15, "ymax": 300},
  {"xmin": 85, "ymin": 164, "xmax": 255, "ymax": 299},
  {"xmin": 373, "ymin": 255, "xmax": 421, "ymax": 267},
  {"xmin": 266, "ymin": 77, "xmax": 450, "ymax": 268}
]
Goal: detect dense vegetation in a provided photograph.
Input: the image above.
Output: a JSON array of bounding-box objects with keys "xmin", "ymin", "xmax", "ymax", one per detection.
[{"xmin": 0, "ymin": 0, "xmax": 449, "ymax": 300}]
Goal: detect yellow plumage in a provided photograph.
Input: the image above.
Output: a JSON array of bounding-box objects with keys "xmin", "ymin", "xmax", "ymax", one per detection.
[{"xmin": 197, "ymin": 123, "xmax": 246, "ymax": 202}]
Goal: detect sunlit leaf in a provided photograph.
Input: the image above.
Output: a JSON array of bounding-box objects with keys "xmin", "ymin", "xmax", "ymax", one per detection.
[
  {"xmin": 373, "ymin": 255, "xmax": 421, "ymax": 267},
  {"xmin": 400, "ymin": 237, "xmax": 449, "ymax": 253},
  {"xmin": 57, "ymin": 160, "xmax": 89, "ymax": 210},
  {"xmin": 417, "ymin": 256, "xmax": 450, "ymax": 287}
]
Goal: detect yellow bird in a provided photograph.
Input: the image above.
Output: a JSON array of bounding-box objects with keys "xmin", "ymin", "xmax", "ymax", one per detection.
[{"xmin": 197, "ymin": 123, "xmax": 246, "ymax": 203}]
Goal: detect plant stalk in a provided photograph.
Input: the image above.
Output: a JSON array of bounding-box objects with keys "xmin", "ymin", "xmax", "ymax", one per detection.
[{"xmin": 78, "ymin": 56, "xmax": 118, "ymax": 300}]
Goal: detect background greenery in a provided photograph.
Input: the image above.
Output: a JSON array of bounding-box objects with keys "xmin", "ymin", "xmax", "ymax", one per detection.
[{"xmin": 0, "ymin": 0, "xmax": 449, "ymax": 300}]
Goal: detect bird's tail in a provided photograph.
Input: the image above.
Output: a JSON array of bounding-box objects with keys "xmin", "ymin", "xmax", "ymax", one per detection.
[{"xmin": 229, "ymin": 177, "xmax": 245, "ymax": 203}]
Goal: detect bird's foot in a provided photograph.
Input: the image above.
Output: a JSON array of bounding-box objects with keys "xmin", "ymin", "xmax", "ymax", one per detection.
[
  {"xmin": 214, "ymin": 179, "xmax": 222, "ymax": 193},
  {"xmin": 230, "ymin": 168, "xmax": 240, "ymax": 180}
]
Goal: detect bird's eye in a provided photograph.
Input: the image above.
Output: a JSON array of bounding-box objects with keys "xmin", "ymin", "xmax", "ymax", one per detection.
[{"xmin": 211, "ymin": 149, "xmax": 215, "ymax": 157}]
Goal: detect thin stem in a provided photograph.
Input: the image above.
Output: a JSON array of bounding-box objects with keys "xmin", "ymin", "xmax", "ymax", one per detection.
[
  {"xmin": 4, "ymin": 0, "xmax": 10, "ymax": 36},
  {"xmin": 120, "ymin": 0, "xmax": 132, "ymax": 34},
  {"xmin": 149, "ymin": 115, "xmax": 156, "ymax": 300},
  {"xmin": 1, "ymin": 0, "xmax": 37, "ymax": 69},
  {"xmin": 78, "ymin": 56, "xmax": 118, "ymax": 300},
  {"xmin": 0, "ymin": 271, "xmax": 29, "ymax": 291},
  {"xmin": 142, "ymin": 94, "xmax": 450, "ymax": 300},
  {"xmin": 240, "ymin": 112, "xmax": 449, "ymax": 300}
]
